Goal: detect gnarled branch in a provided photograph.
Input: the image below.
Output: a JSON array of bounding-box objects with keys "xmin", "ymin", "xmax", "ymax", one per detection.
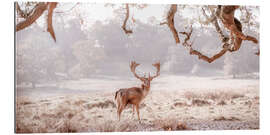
[
  {"xmin": 189, "ymin": 47, "xmax": 228, "ymax": 63},
  {"xmin": 165, "ymin": 4, "xmax": 180, "ymax": 44},
  {"xmin": 179, "ymin": 25, "xmax": 193, "ymax": 47},
  {"xmin": 179, "ymin": 11, "xmax": 231, "ymax": 63},
  {"xmin": 219, "ymin": 6, "xmax": 258, "ymax": 44},
  {"xmin": 47, "ymin": 2, "xmax": 58, "ymax": 42},
  {"xmin": 16, "ymin": 2, "xmax": 48, "ymax": 32},
  {"xmin": 54, "ymin": 2, "xmax": 79, "ymax": 13},
  {"xmin": 15, "ymin": 2, "xmax": 27, "ymax": 19},
  {"xmin": 122, "ymin": 4, "xmax": 133, "ymax": 34},
  {"xmin": 201, "ymin": 7, "xmax": 229, "ymax": 43},
  {"xmin": 180, "ymin": 26, "xmax": 230, "ymax": 63}
]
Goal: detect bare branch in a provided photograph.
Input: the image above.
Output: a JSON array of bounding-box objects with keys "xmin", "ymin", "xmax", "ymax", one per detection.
[
  {"xmin": 165, "ymin": 4, "xmax": 180, "ymax": 44},
  {"xmin": 15, "ymin": 2, "xmax": 39, "ymax": 19},
  {"xmin": 184, "ymin": 6, "xmax": 259, "ymax": 63},
  {"xmin": 16, "ymin": 2, "xmax": 48, "ymax": 32},
  {"xmin": 122, "ymin": 4, "xmax": 133, "ymax": 34},
  {"xmin": 228, "ymin": 18, "xmax": 243, "ymax": 52},
  {"xmin": 179, "ymin": 23, "xmax": 230, "ymax": 63},
  {"xmin": 47, "ymin": 2, "xmax": 58, "ymax": 42},
  {"xmin": 54, "ymin": 2, "xmax": 79, "ymax": 13},
  {"xmin": 255, "ymin": 50, "xmax": 260, "ymax": 56},
  {"xmin": 200, "ymin": 7, "xmax": 216, "ymax": 25},
  {"xmin": 201, "ymin": 7, "xmax": 229, "ymax": 43},
  {"xmin": 15, "ymin": 2, "xmax": 27, "ymax": 19},
  {"xmin": 160, "ymin": 22, "xmax": 167, "ymax": 25},
  {"xmin": 216, "ymin": 6, "xmax": 259, "ymax": 55},
  {"xmin": 179, "ymin": 25, "xmax": 193, "ymax": 47},
  {"xmin": 219, "ymin": 6, "xmax": 258, "ymax": 44},
  {"xmin": 189, "ymin": 47, "xmax": 228, "ymax": 63}
]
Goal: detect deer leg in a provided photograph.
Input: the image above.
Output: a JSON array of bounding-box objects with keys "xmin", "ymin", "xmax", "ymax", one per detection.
[
  {"xmin": 135, "ymin": 104, "xmax": 141, "ymax": 123},
  {"xmin": 118, "ymin": 100, "xmax": 128, "ymax": 121},
  {"xmin": 118, "ymin": 104, "xmax": 125, "ymax": 121},
  {"xmin": 116, "ymin": 97, "xmax": 121, "ymax": 121},
  {"xmin": 117, "ymin": 106, "xmax": 121, "ymax": 121},
  {"xmin": 132, "ymin": 105, "xmax": 135, "ymax": 117}
]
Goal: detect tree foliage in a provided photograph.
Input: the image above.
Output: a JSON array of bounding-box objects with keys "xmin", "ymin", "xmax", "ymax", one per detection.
[{"xmin": 16, "ymin": 29, "xmax": 63, "ymax": 87}]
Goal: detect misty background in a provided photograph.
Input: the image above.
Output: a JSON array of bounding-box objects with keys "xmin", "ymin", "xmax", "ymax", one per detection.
[{"xmin": 15, "ymin": 4, "xmax": 259, "ymax": 89}]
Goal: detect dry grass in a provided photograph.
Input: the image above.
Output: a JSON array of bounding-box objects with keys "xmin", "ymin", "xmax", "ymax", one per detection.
[
  {"xmin": 173, "ymin": 102, "xmax": 187, "ymax": 107},
  {"xmin": 191, "ymin": 99, "xmax": 211, "ymax": 106},
  {"xmin": 15, "ymin": 95, "xmax": 190, "ymax": 133},
  {"xmin": 16, "ymin": 86, "xmax": 259, "ymax": 133},
  {"xmin": 184, "ymin": 90, "xmax": 245, "ymax": 101},
  {"xmin": 217, "ymin": 100, "xmax": 227, "ymax": 105},
  {"xmin": 213, "ymin": 116, "xmax": 241, "ymax": 121},
  {"xmin": 16, "ymin": 95, "xmax": 116, "ymax": 133},
  {"xmin": 85, "ymin": 100, "xmax": 116, "ymax": 110},
  {"xmin": 154, "ymin": 118, "xmax": 189, "ymax": 131},
  {"xmin": 183, "ymin": 90, "xmax": 245, "ymax": 107}
]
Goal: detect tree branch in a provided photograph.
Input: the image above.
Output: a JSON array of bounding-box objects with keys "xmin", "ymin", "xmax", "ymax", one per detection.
[
  {"xmin": 16, "ymin": 2, "xmax": 48, "ymax": 32},
  {"xmin": 47, "ymin": 2, "xmax": 58, "ymax": 42},
  {"xmin": 15, "ymin": 2, "xmax": 27, "ymax": 19},
  {"xmin": 54, "ymin": 2, "xmax": 79, "ymax": 13},
  {"xmin": 219, "ymin": 6, "xmax": 258, "ymax": 44},
  {"xmin": 165, "ymin": 4, "xmax": 180, "ymax": 44},
  {"xmin": 122, "ymin": 4, "xmax": 133, "ymax": 34},
  {"xmin": 200, "ymin": 6, "xmax": 216, "ymax": 25},
  {"xmin": 217, "ymin": 6, "xmax": 259, "ymax": 55},
  {"xmin": 179, "ymin": 25, "xmax": 193, "ymax": 47},
  {"xmin": 201, "ymin": 7, "xmax": 229, "ymax": 43},
  {"xmin": 189, "ymin": 47, "xmax": 228, "ymax": 63},
  {"xmin": 179, "ymin": 12, "xmax": 231, "ymax": 63}
]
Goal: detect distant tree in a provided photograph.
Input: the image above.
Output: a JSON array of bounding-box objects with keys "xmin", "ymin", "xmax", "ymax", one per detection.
[
  {"xmin": 164, "ymin": 45, "xmax": 195, "ymax": 74},
  {"xmin": 223, "ymin": 53, "xmax": 239, "ymax": 78},
  {"xmin": 54, "ymin": 17, "xmax": 88, "ymax": 77},
  {"xmin": 71, "ymin": 40, "xmax": 106, "ymax": 78},
  {"xmin": 16, "ymin": 33, "xmax": 62, "ymax": 88},
  {"xmin": 223, "ymin": 41, "xmax": 259, "ymax": 78}
]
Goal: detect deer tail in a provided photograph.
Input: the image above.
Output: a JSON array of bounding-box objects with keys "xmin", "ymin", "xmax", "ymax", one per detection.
[{"xmin": 115, "ymin": 91, "xmax": 119, "ymax": 100}]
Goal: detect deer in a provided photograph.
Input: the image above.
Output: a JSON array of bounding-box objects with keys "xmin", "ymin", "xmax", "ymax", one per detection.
[{"xmin": 114, "ymin": 61, "xmax": 160, "ymax": 123}]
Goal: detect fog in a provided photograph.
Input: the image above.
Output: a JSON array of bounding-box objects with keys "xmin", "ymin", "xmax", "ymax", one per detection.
[{"xmin": 15, "ymin": 4, "xmax": 259, "ymax": 88}]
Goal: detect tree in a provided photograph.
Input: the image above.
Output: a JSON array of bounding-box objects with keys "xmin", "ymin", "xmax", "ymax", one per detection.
[
  {"xmin": 223, "ymin": 53, "xmax": 239, "ymax": 78},
  {"xmin": 71, "ymin": 40, "xmax": 106, "ymax": 78},
  {"xmin": 16, "ymin": 31, "xmax": 63, "ymax": 88},
  {"xmin": 15, "ymin": 3, "xmax": 259, "ymax": 64}
]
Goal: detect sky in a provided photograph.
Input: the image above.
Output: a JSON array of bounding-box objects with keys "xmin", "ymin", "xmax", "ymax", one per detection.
[{"xmin": 54, "ymin": 3, "xmax": 167, "ymax": 26}]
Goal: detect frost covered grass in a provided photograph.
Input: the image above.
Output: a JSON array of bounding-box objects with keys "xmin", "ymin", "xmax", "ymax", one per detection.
[
  {"xmin": 16, "ymin": 76, "xmax": 259, "ymax": 133},
  {"xmin": 16, "ymin": 88, "xmax": 259, "ymax": 132}
]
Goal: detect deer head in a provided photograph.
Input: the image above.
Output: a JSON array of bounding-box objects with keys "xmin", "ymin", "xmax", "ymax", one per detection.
[
  {"xmin": 115, "ymin": 61, "xmax": 160, "ymax": 122},
  {"xmin": 130, "ymin": 61, "xmax": 160, "ymax": 89}
]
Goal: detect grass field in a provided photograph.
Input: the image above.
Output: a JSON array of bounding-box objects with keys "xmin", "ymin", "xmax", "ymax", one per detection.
[{"xmin": 15, "ymin": 75, "xmax": 259, "ymax": 133}]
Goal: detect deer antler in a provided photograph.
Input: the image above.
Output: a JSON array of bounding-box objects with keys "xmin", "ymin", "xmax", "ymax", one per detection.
[
  {"xmin": 130, "ymin": 61, "xmax": 145, "ymax": 81},
  {"xmin": 150, "ymin": 62, "xmax": 160, "ymax": 81}
]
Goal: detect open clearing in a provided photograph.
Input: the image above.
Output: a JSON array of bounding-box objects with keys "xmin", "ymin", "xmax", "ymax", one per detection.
[{"xmin": 16, "ymin": 75, "xmax": 259, "ymax": 133}]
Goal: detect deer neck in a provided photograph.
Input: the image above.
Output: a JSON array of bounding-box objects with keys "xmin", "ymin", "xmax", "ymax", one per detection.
[{"xmin": 141, "ymin": 84, "xmax": 151, "ymax": 97}]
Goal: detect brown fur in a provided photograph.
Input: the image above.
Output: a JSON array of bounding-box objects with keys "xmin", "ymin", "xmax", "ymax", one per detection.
[
  {"xmin": 115, "ymin": 86, "xmax": 149, "ymax": 122},
  {"xmin": 115, "ymin": 61, "xmax": 160, "ymax": 122}
]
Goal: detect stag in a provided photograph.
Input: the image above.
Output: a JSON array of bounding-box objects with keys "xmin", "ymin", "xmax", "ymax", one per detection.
[{"xmin": 114, "ymin": 61, "xmax": 160, "ymax": 122}]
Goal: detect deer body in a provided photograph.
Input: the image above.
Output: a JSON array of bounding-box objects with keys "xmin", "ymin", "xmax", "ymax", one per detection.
[{"xmin": 115, "ymin": 61, "xmax": 160, "ymax": 122}]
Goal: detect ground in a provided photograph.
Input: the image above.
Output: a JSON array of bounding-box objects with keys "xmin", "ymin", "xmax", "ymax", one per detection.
[{"xmin": 15, "ymin": 75, "xmax": 259, "ymax": 133}]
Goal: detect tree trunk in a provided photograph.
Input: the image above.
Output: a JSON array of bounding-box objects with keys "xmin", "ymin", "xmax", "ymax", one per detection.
[{"xmin": 31, "ymin": 82, "xmax": 36, "ymax": 88}]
